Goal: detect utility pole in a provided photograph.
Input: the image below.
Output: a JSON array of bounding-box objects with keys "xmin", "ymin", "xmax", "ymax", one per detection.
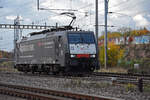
[
  {"xmin": 104, "ymin": 0, "xmax": 109, "ymax": 69},
  {"xmin": 95, "ymin": 0, "xmax": 98, "ymax": 44},
  {"xmin": 95, "ymin": 0, "xmax": 99, "ymax": 70},
  {"xmin": 14, "ymin": 16, "xmax": 20, "ymax": 64},
  {"xmin": 37, "ymin": 0, "xmax": 39, "ymax": 10}
]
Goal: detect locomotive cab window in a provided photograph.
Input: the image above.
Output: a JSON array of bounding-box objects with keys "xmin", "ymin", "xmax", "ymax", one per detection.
[
  {"xmin": 81, "ymin": 33, "xmax": 95, "ymax": 43},
  {"xmin": 68, "ymin": 32, "xmax": 95, "ymax": 44}
]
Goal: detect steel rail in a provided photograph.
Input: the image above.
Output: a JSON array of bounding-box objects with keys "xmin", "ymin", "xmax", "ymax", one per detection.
[
  {"xmin": 0, "ymin": 83, "xmax": 120, "ymax": 100},
  {"xmin": 18, "ymin": 72, "xmax": 150, "ymax": 85},
  {"xmin": 92, "ymin": 72, "xmax": 150, "ymax": 78}
]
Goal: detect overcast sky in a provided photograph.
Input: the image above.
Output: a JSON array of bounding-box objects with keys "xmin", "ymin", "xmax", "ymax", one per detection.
[{"xmin": 0, "ymin": 0, "xmax": 150, "ymax": 51}]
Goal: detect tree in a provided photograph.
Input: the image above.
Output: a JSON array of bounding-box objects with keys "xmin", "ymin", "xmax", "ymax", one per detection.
[
  {"xmin": 99, "ymin": 32, "xmax": 122, "ymax": 40},
  {"xmin": 130, "ymin": 27, "xmax": 150, "ymax": 36},
  {"xmin": 0, "ymin": 50, "xmax": 13, "ymax": 58},
  {"xmin": 99, "ymin": 43, "xmax": 124, "ymax": 67},
  {"xmin": 117, "ymin": 27, "xmax": 132, "ymax": 44},
  {"xmin": 0, "ymin": 51, "xmax": 2, "ymax": 58}
]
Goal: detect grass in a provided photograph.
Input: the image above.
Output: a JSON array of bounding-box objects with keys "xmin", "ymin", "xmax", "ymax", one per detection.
[
  {"xmin": 144, "ymin": 84, "xmax": 150, "ymax": 92},
  {"xmin": 0, "ymin": 67, "xmax": 18, "ymax": 72},
  {"xmin": 0, "ymin": 61, "xmax": 18, "ymax": 72},
  {"xmin": 124, "ymin": 83, "xmax": 150, "ymax": 93},
  {"xmin": 64, "ymin": 77, "xmax": 112, "ymax": 89},
  {"xmin": 124, "ymin": 83, "xmax": 136, "ymax": 92},
  {"xmin": 99, "ymin": 67, "xmax": 127, "ymax": 73}
]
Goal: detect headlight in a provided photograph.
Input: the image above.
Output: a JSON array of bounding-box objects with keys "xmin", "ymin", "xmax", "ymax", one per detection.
[
  {"xmin": 90, "ymin": 54, "xmax": 96, "ymax": 58},
  {"xmin": 70, "ymin": 54, "xmax": 76, "ymax": 58}
]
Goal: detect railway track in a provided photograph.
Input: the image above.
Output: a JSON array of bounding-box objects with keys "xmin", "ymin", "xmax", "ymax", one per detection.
[
  {"xmin": 90, "ymin": 72, "xmax": 150, "ymax": 85},
  {"xmin": 0, "ymin": 83, "xmax": 120, "ymax": 100},
  {"xmin": 55, "ymin": 72, "xmax": 150, "ymax": 85},
  {"xmin": 16, "ymin": 70, "xmax": 150, "ymax": 78},
  {"xmin": 92, "ymin": 72, "xmax": 150, "ymax": 79},
  {"xmin": 6, "ymin": 71, "xmax": 150, "ymax": 86},
  {"xmin": 18, "ymin": 71, "xmax": 150, "ymax": 84}
]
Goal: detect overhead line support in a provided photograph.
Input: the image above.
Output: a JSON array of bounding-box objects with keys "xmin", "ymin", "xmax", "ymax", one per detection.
[
  {"xmin": 104, "ymin": 0, "xmax": 109, "ymax": 69},
  {"xmin": 0, "ymin": 24, "xmax": 54, "ymax": 30},
  {"xmin": 95, "ymin": 0, "xmax": 100, "ymax": 70}
]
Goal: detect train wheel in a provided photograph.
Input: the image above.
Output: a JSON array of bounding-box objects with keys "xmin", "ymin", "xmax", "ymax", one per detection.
[
  {"xmin": 32, "ymin": 71, "xmax": 35, "ymax": 74},
  {"xmin": 52, "ymin": 71, "xmax": 58, "ymax": 75},
  {"xmin": 45, "ymin": 70, "xmax": 49, "ymax": 75},
  {"xmin": 24, "ymin": 70, "xmax": 28, "ymax": 74},
  {"xmin": 59, "ymin": 70, "xmax": 65, "ymax": 76},
  {"xmin": 89, "ymin": 67, "xmax": 95, "ymax": 72},
  {"xmin": 39, "ymin": 71, "xmax": 41, "ymax": 74}
]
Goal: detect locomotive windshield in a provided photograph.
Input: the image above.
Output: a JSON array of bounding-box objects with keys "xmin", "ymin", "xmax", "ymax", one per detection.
[{"xmin": 68, "ymin": 32, "xmax": 95, "ymax": 44}]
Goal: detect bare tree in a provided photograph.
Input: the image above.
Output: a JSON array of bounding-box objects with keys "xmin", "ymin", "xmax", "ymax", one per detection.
[{"xmin": 117, "ymin": 27, "xmax": 132, "ymax": 44}]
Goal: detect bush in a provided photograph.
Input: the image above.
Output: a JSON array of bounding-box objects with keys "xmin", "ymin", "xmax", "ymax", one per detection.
[
  {"xmin": 0, "ymin": 61, "xmax": 15, "ymax": 72},
  {"xmin": 0, "ymin": 61, "xmax": 13, "ymax": 67},
  {"xmin": 118, "ymin": 59, "xmax": 141, "ymax": 69},
  {"xmin": 144, "ymin": 84, "xmax": 150, "ymax": 92},
  {"xmin": 126, "ymin": 58, "xmax": 150, "ymax": 74}
]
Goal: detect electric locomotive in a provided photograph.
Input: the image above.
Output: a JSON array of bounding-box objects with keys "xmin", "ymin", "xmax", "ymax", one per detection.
[{"xmin": 14, "ymin": 26, "xmax": 99, "ymax": 74}]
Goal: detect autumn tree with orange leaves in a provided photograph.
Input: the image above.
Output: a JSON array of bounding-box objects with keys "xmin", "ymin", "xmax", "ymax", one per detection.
[{"xmin": 99, "ymin": 43, "xmax": 124, "ymax": 67}]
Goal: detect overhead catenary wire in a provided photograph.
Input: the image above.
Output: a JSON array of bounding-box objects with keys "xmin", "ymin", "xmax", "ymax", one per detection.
[
  {"xmin": 1, "ymin": 0, "xmax": 149, "ymax": 28},
  {"xmin": 106, "ymin": 0, "xmax": 150, "ymax": 29},
  {"xmin": 113, "ymin": 0, "xmax": 146, "ymax": 13},
  {"xmin": 77, "ymin": 0, "xmax": 131, "ymax": 23},
  {"xmin": 34, "ymin": 0, "xmax": 104, "ymax": 26},
  {"xmin": 32, "ymin": 11, "xmax": 68, "ymax": 25},
  {"xmin": 82, "ymin": 0, "xmax": 150, "ymax": 31},
  {"xmin": 99, "ymin": 0, "xmax": 131, "ymax": 14},
  {"xmin": 33, "ymin": 0, "xmax": 77, "ymax": 25}
]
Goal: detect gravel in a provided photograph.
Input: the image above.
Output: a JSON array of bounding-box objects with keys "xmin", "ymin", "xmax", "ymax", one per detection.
[
  {"xmin": 0, "ymin": 94, "xmax": 26, "ymax": 100},
  {"xmin": 0, "ymin": 72, "xmax": 150, "ymax": 100}
]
